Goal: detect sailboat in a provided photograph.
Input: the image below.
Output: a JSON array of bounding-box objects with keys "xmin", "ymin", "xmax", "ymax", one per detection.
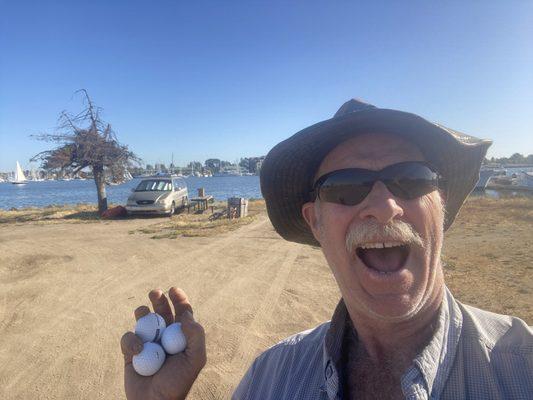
[{"xmin": 11, "ymin": 161, "xmax": 28, "ymax": 185}]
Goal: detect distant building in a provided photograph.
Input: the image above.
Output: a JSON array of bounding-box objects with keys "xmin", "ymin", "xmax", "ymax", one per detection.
[{"xmin": 255, "ymin": 158, "xmax": 264, "ymax": 173}]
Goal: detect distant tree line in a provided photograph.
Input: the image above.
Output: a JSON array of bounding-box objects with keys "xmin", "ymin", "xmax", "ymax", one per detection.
[
  {"xmin": 136, "ymin": 156, "xmax": 266, "ymax": 175},
  {"xmin": 484, "ymin": 153, "xmax": 533, "ymax": 165}
]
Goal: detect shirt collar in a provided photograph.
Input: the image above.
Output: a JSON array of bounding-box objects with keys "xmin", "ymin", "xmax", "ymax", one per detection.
[
  {"xmin": 323, "ymin": 299, "xmax": 349, "ymax": 370},
  {"xmin": 322, "ymin": 299, "xmax": 348, "ymax": 398},
  {"xmin": 406, "ymin": 290, "xmax": 449, "ymax": 394},
  {"xmin": 407, "ymin": 287, "xmax": 463, "ymax": 397}
]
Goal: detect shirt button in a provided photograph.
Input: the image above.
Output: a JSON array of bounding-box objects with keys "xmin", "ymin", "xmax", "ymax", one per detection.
[{"xmin": 326, "ymin": 365, "xmax": 333, "ymax": 379}]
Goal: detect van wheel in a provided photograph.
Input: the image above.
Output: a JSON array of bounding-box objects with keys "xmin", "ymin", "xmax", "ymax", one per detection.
[{"xmin": 169, "ymin": 201, "xmax": 175, "ymax": 216}]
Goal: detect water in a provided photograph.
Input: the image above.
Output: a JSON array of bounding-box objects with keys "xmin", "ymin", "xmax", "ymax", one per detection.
[
  {"xmin": 0, "ymin": 176, "xmax": 262, "ymax": 210},
  {"xmin": 506, "ymin": 166, "xmax": 533, "ymax": 174},
  {"xmin": 471, "ymin": 189, "xmax": 533, "ymax": 200}
]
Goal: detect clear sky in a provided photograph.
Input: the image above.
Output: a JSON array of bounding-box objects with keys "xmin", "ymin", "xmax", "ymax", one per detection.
[{"xmin": 1, "ymin": 1, "xmax": 532, "ymax": 171}]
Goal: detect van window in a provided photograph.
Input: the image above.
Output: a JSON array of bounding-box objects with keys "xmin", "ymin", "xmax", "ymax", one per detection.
[
  {"xmin": 135, "ymin": 179, "xmax": 171, "ymax": 191},
  {"xmin": 173, "ymin": 179, "xmax": 185, "ymax": 190}
]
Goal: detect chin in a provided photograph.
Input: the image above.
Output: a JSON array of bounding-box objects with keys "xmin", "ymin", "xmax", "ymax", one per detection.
[
  {"xmin": 359, "ymin": 292, "xmax": 428, "ymax": 322},
  {"xmin": 352, "ymin": 270, "xmax": 442, "ymax": 324}
]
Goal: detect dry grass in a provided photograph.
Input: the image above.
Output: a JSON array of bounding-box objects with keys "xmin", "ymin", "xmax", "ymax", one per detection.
[
  {"xmin": 444, "ymin": 196, "xmax": 533, "ymax": 323},
  {"xmin": 0, "ymin": 204, "xmax": 100, "ymax": 224},
  {"xmin": 131, "ymin": 199, "xmax": 266, "ymax": 239}
]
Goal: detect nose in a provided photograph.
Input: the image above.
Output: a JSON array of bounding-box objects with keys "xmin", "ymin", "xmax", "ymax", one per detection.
[{"xmin": 358, "ymin": 181, "xmax": 404, "ymax": 224}]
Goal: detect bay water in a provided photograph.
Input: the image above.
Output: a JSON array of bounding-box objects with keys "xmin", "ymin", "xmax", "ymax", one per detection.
[{"xmin": 0, "ymin": 176, "xmax": 262, "ymax": 210}]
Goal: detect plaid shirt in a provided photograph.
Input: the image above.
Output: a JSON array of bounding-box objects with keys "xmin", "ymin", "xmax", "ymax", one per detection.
[{"xmin": 233, "ymin": 288, "xmax": 532, "ymax": 399}]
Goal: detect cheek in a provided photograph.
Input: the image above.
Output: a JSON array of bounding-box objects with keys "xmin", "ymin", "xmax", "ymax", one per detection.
[
  {"xmin": 407, "ymin": 193, "xmax": 444, "ymax": 244},
  {"xmin": 316, "ymin": 205, "xmax": 353, "ymax": 247}
]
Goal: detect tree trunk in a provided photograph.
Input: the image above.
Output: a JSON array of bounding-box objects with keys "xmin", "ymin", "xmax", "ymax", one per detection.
[{"xmin": 93, "ymin": 165, "xmax": 108, "ymax": 215}]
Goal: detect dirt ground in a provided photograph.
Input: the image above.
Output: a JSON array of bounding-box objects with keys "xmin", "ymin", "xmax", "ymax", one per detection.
[{"xmin": 0, "ymin": 198, "xmax": 531, "ymax": 399}]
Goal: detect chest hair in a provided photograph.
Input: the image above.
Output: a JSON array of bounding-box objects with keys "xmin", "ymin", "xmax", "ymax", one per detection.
[{"xmin": 342, "ymin": 330, "xmax": 411, "ymax": 400}]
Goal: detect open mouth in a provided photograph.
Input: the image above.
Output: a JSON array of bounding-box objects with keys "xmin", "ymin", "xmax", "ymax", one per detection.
[{"xmin": 355, "ymin": 242, "xmax": 410, "ymax": 274}]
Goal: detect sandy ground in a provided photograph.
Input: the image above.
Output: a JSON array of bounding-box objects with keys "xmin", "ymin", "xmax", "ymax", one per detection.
[
  {"xmin": 0, "ymin": 213, "xmax": 340, "ymax": 400},
  {"xmin": 0, "ymin": 198, "xmax": 531, "ymax": 399}
]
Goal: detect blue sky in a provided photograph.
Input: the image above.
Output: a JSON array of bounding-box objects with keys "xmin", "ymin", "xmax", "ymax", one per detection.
[{"xmin": 1, "ymin": 1, "xmax": 532, "ymax": 171}]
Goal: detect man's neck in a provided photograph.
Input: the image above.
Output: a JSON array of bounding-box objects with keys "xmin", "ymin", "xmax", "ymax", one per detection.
[{"xmin": 346, "ymin": 285, "xmax": 444, "ymax": 364}]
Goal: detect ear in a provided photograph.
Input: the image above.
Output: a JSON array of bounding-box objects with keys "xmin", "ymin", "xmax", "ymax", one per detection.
[{"xmin": 301, "ymin": 201, "xmax": 323, "ymax": 242}]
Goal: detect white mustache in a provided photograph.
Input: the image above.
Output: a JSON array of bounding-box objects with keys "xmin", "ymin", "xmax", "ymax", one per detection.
[{"xmin": 345, "ymin": 219, "xmax": 424, "ymax": 252}]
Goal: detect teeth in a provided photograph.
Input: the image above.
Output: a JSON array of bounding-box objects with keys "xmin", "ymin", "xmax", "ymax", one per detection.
[{"xmin": 358, "ymin": 241, "xmax": 404, "ymax": 249}]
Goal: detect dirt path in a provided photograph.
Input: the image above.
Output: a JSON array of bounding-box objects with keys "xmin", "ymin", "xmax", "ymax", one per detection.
[{"xmin": 0, "ymin": 216, "xmax": 340, "ymax": 400}]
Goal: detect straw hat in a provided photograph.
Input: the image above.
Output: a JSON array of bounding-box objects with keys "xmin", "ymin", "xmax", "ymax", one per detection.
[{"xmin": 260, "ymin": 99, "xmax": 492, "ymax": 247}]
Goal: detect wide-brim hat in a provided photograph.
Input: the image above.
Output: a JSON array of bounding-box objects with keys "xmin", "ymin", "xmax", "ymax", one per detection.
[{"xmin": 260, "ymin": 99, "xmax": 492, "ymax": 247}]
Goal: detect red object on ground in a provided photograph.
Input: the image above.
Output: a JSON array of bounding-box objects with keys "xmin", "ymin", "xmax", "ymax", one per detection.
[{"xmin": 101, "ymin": 205, "xmax": 127, "ymax": 219}]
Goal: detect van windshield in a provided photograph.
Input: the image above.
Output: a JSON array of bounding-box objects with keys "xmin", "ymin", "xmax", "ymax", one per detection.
[{"xmin": 135, "ymin": 179, "xmax": 172, "ymax": 191}]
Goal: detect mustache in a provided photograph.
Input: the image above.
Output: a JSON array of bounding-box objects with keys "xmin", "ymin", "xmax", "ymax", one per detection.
[{"xmin": 345, "ymin": 219, "xmax": 424, "ymax": 251}]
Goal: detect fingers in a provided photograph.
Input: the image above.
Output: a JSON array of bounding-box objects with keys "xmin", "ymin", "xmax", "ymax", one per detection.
[
  {"xmin": 169, "ymin": 287, "xmax": 193, "ymax": 321},
  {"xmin": 149, "ymin": 289, "xmax": 174, "ymax": 326},
  {"xmin": 121, "ymin": 331, "xmax": 143, "ymax": 364},
  {"xmin": 134, "ymin": 305, "xmax": 150, "ymax": 321}
]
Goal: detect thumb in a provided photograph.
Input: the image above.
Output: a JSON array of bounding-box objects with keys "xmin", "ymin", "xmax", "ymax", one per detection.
[{"xmin": 180, "ymin": 311, "xmax": 207, "ymax": 369}]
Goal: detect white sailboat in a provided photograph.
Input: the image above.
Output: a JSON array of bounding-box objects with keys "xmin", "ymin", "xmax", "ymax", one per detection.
[{"xmin": 11, "ymin": 161, "xmax": 28, "ymax": 185}]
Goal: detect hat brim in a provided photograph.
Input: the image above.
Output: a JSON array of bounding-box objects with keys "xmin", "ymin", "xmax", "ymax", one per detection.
[{"xmin": 260, "ymin": 108, "xmax": 492, "ymax": 247}]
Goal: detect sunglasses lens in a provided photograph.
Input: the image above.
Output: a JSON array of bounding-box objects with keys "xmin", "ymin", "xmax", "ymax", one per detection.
[
  {"xmin": 383, "ymin": 163, "xmax": 439, "ymax": 199},
  {"xmin": 315, "ymin": 162, "xmax": 440, "ymax": 205},
  {"xmin": 386, "ymin": 178, "xmax": 436, "ymax": 199},
  {"xmin": 317, "ymin": 170, "xmax": 374, "ymax": 206},
  {"xmin": 320, "ymin": 183, "xmax": 372, "ymax": 205}
]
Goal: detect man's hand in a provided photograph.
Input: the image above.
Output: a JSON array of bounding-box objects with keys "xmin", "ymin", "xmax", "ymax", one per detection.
[{"xmin": 121, "ymin": 287, "xmax": 207, "ymax": 400}]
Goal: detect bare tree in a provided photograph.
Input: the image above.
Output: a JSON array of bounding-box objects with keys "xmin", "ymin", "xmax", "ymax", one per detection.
[{"xmin": 31, "ymin": 90, "xmax": 141, "ymax": 214}]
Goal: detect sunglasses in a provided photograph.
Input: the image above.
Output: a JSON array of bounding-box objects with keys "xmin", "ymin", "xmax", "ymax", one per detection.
[{"xmin": 311, "ymin": 161, "xmax": 444, "ymax": 206}]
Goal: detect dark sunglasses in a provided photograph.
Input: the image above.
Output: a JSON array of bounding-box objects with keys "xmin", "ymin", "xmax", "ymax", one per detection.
[{"xmin": 311, "ymin": 161, "xmax": 444, "ymax": 206}]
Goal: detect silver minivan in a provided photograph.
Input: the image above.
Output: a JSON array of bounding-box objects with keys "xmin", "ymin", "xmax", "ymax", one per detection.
[{"xmin": 126, "ymin": 175, "xmax": 188, "ymax": 216}]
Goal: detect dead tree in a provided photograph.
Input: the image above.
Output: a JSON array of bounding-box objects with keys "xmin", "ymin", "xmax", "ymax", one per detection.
[{"xmin": 31, "ymin": 90, "xmax": 140, "ymax": 215}]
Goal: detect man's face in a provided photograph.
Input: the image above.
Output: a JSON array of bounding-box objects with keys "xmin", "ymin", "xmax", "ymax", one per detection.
[{"xmin": 302, "ymin": 133, "xmax": 445, "ymax": 322}]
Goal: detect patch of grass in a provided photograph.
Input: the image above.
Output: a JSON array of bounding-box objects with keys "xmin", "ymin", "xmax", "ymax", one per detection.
[
  {"xmin": 444, "ymin": 196, "xmax": 533, "ymax": 323},
  {"xmin": 442, "ymin": 258, "xmax": 457, "ymax": 271},
  {"xmin": 131, "ymin": 201, "xmax": 264, "ymax": 239},
  {"xmin": 459, "ymin": 196, "xmax": 533, "ymax": 224},
  {"xmin": 0, "ymin": 204, "xmax": 100, "ymax": 224},
  {"xmin": 151, "ymin": 215, "xmax": 255, "ymax": 239},
  {"xmin": 0, "ymin": 199, "xmax": 266, "ymax": 228}
]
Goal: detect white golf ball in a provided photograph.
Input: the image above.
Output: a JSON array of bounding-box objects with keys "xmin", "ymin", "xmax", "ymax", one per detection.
[
  {"xmin": 161, "ymin": 322, "xmax": 187, "ymax": 354},
  {"xmin": 135, "ymin": 312, "xmax": 166, "ymax": 343},
  {"xmin": 132, "ymin": 342, "xmax": 166, "ymax": 376}
]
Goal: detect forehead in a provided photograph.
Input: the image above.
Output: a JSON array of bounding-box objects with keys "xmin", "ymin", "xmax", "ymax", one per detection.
[{"xmin": 316, "ymin": 133, "xmax": 425, "ymax": 178}]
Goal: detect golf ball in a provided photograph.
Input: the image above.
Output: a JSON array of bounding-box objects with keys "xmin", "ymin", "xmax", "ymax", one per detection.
[
  {"xmin": 161, "ymin": 322, "xmax": 187, "ymax": 354},
  {"xmin": 135, "ymin": 312, "xmax": 166, "ymax": 343},
  {"xmin": 132, "ymin": 342, "xmax": 166, "ymax": 376}
]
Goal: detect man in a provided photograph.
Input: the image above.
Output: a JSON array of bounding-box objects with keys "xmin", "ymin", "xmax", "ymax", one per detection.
[{"xmin": 121, "ymin": 99, "xmax": 532, "ymax": 399}]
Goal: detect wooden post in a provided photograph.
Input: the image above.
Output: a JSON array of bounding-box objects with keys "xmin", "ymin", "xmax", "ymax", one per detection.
[{"xmin": 198, "ymin": 188, "xmax": 205, "ymax": 197}]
